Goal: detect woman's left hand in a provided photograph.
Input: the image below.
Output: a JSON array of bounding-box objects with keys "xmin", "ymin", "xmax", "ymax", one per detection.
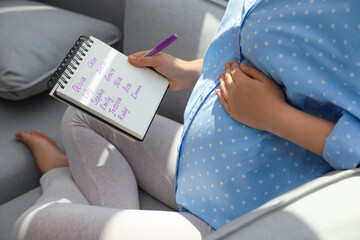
[{"xmin": 215, "ymin": 60, "xmax": 287, "ymax": 132}]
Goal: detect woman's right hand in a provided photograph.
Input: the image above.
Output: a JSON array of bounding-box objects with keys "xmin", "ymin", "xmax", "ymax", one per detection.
[{"xmin": 128, "ymin": 51, "xmax": 202, "ymax": 90}]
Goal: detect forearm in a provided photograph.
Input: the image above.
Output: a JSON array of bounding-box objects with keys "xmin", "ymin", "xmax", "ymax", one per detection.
[
  {"xmin": 181, "ymin": 58, "xmax": 203, "ymax": 88},
  {"xmin": 269, "ymin": 104, "xmax": 336, "ymax": 156}
]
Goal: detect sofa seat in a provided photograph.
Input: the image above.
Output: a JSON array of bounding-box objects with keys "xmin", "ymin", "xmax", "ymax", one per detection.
[{"xmin": 0, "ymin": 188, "xmax": 41, "ymax": 240}]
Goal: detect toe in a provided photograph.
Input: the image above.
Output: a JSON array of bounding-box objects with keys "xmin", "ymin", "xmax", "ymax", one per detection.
[{"xmin": 15, "ymin": 131, "xmax": 31, "ymax": 143}]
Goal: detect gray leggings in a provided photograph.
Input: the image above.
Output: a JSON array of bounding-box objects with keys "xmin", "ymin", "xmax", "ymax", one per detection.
[{"xmin": 13, "ymin": 107, "xmax": 214, "ymax": 240}]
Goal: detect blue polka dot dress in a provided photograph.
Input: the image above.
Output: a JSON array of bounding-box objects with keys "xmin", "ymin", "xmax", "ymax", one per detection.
[{"xmin": 175, "ymin": 0, "xmax": 360, "ymax": 230}]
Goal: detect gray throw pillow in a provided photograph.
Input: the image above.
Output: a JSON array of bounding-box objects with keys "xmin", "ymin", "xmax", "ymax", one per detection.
[{"xmin": 0, "ymin": 0, "xmax": 121, "ymax": 100}]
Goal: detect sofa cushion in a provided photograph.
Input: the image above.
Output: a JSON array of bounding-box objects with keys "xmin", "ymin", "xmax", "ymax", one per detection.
[
  {"xmin": 0, "ymin": 91, "xmax": 68, "ymax": 205},
  {"xmin": 0, "ymin": 0, "xmax": 121, "ymax": 100},
  {"xmin": 206, "ymin": 168, "xmax": 360, "ymax": 240},
  {"xmin": 0, "ymin": 187, "xmax": 41, "ymax": 240}
]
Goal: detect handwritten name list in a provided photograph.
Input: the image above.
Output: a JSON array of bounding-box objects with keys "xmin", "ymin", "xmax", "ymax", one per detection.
[{"xmin": 70, "ymin": 56, "xmax": 143, "ymax": 122}]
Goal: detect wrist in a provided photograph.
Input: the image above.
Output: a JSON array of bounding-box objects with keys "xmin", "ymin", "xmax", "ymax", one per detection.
[
  {"xmin": 265, "ymin": 102, "xmax": 335, "ymax": 156},
  {"xmin": 265, "ymin": 102, "xmax": 294, "ymax": 137},
  {"xmin": 186, "ymin": 58, "xmax": 203, "ymax": 83}
]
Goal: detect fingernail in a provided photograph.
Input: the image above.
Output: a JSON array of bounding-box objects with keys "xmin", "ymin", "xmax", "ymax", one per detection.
[
  {"xmin": 240, "ymin": 62, "xmax": 247, "ymax": 68},
  {"xmin": 129, "ymin": 55, "xmax": 137, "ymax": 61}
]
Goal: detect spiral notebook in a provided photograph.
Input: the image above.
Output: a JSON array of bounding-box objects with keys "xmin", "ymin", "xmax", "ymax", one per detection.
[{"xmin": 48, "ymin": 36, "xmax": 169, "ymax": 142}]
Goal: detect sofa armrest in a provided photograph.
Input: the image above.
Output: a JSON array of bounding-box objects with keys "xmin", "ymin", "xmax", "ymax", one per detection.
[{"xmin": 206, "ymin": 169, "xmax": 360, "ymax": 240}]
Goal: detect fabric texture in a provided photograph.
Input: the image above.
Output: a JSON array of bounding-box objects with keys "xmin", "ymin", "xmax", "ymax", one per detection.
[
  {"xmin": 0, "ymin": 0, "xmax": 121, "ymax": 100},
  {"xmin": 176, "ymin": 0, "xmax": 360, "ymax": 230}
]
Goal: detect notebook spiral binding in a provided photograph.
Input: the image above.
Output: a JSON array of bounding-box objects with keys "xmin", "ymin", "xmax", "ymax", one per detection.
[{"xmin": 47, "ymin": 35, "xmax": 94, "ymax": 90}]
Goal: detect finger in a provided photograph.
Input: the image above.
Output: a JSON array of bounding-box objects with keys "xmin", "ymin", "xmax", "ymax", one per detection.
[
  {"xmin": 215, "ymin": 89, "xmax": 231, "ymax": 114},
  {"xmin": 224, "ymin": 62, "xmax": 231, "ymax": 82},
  {"xmin": 129, "ymin": 50, "xmax": 151, "ymax": 57},
  {"xmin": 128, "ymin": 51, "xmax": 161, "ymax": 68},
  {"xmin": 224, "ymin": 63, "xmax": 236, "ymax": 90},
  {"xmin": 219, "ymin": 73, "xmax": 230, "ymax": 100},
  {"xmin": 239, "ymin": 63, "xmax": 267, "ymax": 81},
  {"xmin": 230, "ymin": 59, "xmax": 249, "ymax": 84},
  {"xmin": 218, "ymin": 73, "xmax": 226, "ymax": 89}
]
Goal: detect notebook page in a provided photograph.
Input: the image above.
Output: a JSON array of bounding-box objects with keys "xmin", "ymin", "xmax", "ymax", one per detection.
[{"xmin": 56, "ymin": 36, "xmax": 169, "ymax": 139}]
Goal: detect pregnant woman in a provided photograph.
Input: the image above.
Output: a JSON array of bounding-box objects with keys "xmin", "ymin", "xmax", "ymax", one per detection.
[{"xmin": 13, "ymin": 0, "xmax": 359, "ymax": 239}]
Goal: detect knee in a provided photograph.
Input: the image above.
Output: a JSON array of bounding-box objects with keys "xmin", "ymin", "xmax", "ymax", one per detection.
[
  {"xmin": 13, "ymin": 204, "xmax": 106, "ymax": 240},
  {"xmin": 61, "ymin": 107, "xmax": 93, "ymax": 134},
  {"xmin": 12, "ymin": 205, "xmax": 49, "ymax": 240},
  {"xmin": 13, "ymin": 204, "xmax": 73, "ymax": 240},
  {"xmin": 61, "ymin": 107, "xmax": 81, "ymax": 130},
  {"xmin": 60, "ymin": 107, "xmax": 88, "ymax": 151}
]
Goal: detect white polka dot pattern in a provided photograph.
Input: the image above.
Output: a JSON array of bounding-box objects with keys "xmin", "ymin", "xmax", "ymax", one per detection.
[{"xmin": 175, "ymin": 0, "xmax": 360, "ymax": 230}]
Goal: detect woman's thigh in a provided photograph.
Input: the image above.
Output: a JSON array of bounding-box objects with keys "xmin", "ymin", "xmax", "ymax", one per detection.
[
  {"xmin": 13, "ymin": 168, "xmax": 213, "ymax": 240},
  {"xmin": 62, "ymin": 107, "xmax": 182, "ymax": 210},
  {"xmin": 16, "ymin": 203, "xmax": 213, "ymax": 240}
]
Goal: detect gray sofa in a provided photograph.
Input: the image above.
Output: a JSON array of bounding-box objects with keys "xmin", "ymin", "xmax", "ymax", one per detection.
[{"xmin": 1, "ymin": 0, "xmax": 359, "ymax": 240}]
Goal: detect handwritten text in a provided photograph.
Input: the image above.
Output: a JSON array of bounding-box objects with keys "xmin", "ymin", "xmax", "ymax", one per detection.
[
  {"xmin": 123, "ymin": 83, "xmax": 132, "ymax": 94},
  {"xmin": 87, "ymin": 57, "xmax": 97, "ymax": 68},
  {"xmin": 91, "ymin": 89, "xmax": 105, "ymax": 105},
  {"xmin": 131, "ymin": 85, "xmax": 142, "ymax": 100},
  {"xmin": 72, "ymin": 77, "xmax": 87, "ymax": 93},
  {"xmin": 82, "ymin": 87, "xmax": 94, "ymax": 99},
  {"xmin": 108, "ymin": 97, "xmax": 122, "ymax": 117},
  {"xmin": 104, "ymin": 68, "xmax": 115, "ymax": 82},
  {"xmin": 118, "ymin": 107, "xmax": 130, "ymax": 120},
  {"xmin": 114, "ymin": 77, "xmax": 122, "ymax": 88},
  {"xmin": 97, "ymin": 62, "xmax": 107, "ymax": 75},
  {"xmin": 100, "ymin": 96, "xmax": 113, "ymax": 110}
]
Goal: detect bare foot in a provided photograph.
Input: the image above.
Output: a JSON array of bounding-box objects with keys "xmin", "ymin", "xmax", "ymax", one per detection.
[{"xmin": 15, "ymin": 131, "xmax": 69, "ymax": 174}]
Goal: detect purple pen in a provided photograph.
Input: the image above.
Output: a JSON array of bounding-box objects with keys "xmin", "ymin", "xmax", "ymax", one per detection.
[{"xmin": 142, "ymin": 34, "xmax": 178, "ymax": 57}]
